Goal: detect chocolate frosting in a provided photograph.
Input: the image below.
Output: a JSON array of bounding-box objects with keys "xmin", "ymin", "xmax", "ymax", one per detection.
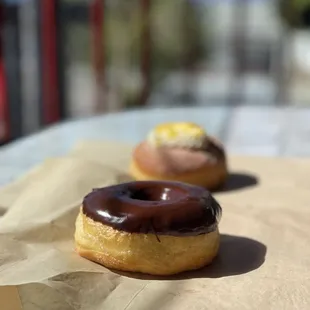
[
  {"xmin": 202, "ymin": 136, "xmax": 226, "ymax": 160},
  {"xmin": 82, "ymin": 181, "xmax": 222, "ymax": 237}
]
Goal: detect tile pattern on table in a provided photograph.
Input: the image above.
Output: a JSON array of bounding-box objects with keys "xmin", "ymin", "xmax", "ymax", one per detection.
[
  {"xmin": 1, "ymin": 106, "xmax": 310, "ymax": 187},
  {"xmin": 225, "ymin": 106, "xmax": 287, "ymax": 156},
  {"xmin": 282, "ymin": 108, "xmax": 310, "ymax": 157}
]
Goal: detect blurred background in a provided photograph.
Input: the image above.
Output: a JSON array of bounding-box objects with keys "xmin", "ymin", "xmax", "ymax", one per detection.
[{"xmin": 1, "ymin": 0, "xmax": 310, "ymax": 144}]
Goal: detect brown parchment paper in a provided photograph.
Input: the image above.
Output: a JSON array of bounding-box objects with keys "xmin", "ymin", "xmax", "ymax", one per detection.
[{"xmin": 0, "ymin": 140, "xmax": 310, "ymax": 310}]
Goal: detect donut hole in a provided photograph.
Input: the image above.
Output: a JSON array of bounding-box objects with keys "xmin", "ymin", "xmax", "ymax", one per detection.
[{"xmin": 129, "ymin": 186, "xmax": 185, "ymax": 202}]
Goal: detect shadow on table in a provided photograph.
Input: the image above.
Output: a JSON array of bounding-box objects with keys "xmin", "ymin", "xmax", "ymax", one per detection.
[
  {"xmin": 117, "ymin": 173, "xmax": 134, "ymax": 183},
  {"xmin": 216, "ymin": 172, "xmax": 259, "ymax": 192},
  {"xmin": 114, "ymin": 234, "xmax": 266, "ymax": 280},
  {"xmin": 0, "ymin": 207, "xmax": 6, "ymax": 216},
  {"xmin": 116, "ymin": 172, "xmax": 258, "ymax": 193}
]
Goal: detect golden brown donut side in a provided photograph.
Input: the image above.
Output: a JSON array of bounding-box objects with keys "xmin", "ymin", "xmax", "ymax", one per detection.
[{"xmin": 75, "ymin": 208, "xmax": 220, "ymax": 276}]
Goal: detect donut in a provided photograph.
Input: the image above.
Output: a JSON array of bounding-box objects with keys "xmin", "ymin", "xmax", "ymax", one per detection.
[
  {"xmin": 74, "ymin": 180, "xmax": 222, "ymax": 275},
  {"xmin": 130, "ymin": 122, "xmax": 228, "ymax": 190}
]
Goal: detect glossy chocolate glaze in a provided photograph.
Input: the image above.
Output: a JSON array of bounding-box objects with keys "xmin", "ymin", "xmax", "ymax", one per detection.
[{"xmin": 82, "ymin": 181, "xmax": 222, "ymax": 236}]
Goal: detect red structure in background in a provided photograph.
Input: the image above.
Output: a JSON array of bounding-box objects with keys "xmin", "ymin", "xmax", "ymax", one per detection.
[
  {"xmin": 90, "ymin": 0, "xmax": 151, "ymax": 109},
  {"xmin": 90, "ymin": 0, "xmax": 105, "ymax": 112},
  {"xmin": 0, "ymin": 0, "xmax": 151, "ymax": 140},
  {"xmin": 0, "ymin": 4, "xmax": 9, "ymax": 142},
  {"xmin": 41, "ymin": 0, "xmax": 61, "ymax": 124}
]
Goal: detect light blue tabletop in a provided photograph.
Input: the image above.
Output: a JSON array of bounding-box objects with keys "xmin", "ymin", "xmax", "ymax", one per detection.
[{"xmin": 0, "ymin": 106, "xmax": 309, "ymax": 186}]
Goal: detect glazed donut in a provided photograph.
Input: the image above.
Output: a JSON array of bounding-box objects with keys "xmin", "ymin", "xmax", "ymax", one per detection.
[
  {"xmin": 75, "ymin": 181, "xmax": 222, "ymax": 275},
  {"xmin": 130, "ymin": 122, "xmax": 228, "ymax": 190}
]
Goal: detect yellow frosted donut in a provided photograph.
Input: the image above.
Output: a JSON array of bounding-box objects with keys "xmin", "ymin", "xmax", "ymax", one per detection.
[{"xmin": 130, "ymin": 122, "xmax": 228, "ymax": 190}]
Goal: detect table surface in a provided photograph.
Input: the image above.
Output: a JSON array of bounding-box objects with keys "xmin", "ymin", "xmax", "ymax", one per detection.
[{"xmin": 0, "ymin": 106, "xmax": 310, "ymax": 186}]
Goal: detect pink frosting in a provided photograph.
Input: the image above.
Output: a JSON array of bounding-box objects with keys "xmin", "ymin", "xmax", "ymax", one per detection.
[{"xmin": 133, "ymin": 141, "xmax": 219, "ymax": 176}]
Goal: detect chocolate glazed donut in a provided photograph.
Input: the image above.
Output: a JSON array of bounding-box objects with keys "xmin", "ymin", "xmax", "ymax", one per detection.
[
  {"xmin": 83, "ymin": 181, "xmax": 222, "ymax": 237},
  {"xmin": 75, "ymin": 181, "xmax": 223, "ymax": 275}
]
